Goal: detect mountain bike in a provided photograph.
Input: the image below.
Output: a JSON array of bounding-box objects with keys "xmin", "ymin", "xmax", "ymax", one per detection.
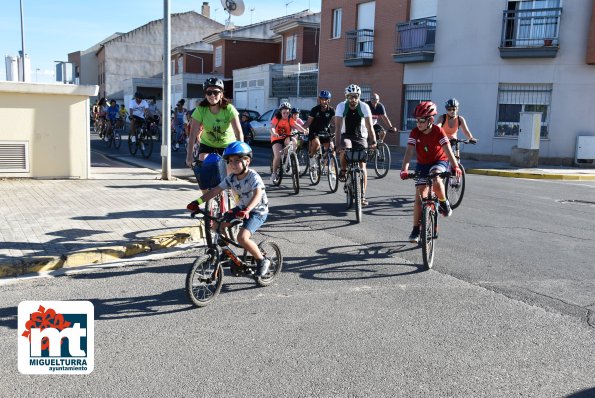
[
  {"xmin": 367, "ymin": 136, "xmax": 391, "ymax": 179},
  {"xmin": 343, "ymin": 148, "xmax": 368, "ymax": 223},
  {"xmin": 407, "ymin": 170, "xmax": 451, "ymax": 270},
  {"xmin": 186, "ymin": 206, "xmax": 283, "ymax": 308},
  {"xmin": 104, "ymin": 121, "xmax": 121, "ymax": 149},
  {"xmin": 171, "ymin": 121, "xmax": 188, "ymax": 152},
  {"xmin": 308, "ymin": 132, "xmax": 339, "ymax": 193},
  {"xmin": 128, "ymin": 119, "xmax": 153, "ymax": 158},
  {"xmin": 445, "ymin": 138, "xmax": 475, "ymax": 209},
  {"xmin": 296, "ymin": 133, "xmax": 309, "ymax": 177},
  {"xmin": 271, "ymin": 133, "xmax": 300, "ymax": 194}
]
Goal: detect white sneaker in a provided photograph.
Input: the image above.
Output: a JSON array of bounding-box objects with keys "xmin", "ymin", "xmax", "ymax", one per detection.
[
  {"xmin": 270, "ymin": 171, "xmax": 278, "ymax": 184},
  {"xmin": 309, "ymin": 157, "xmax": 317, "ymax": 167},
  {"xmin": 104, "ymin": 136, "xmax": 109, "ymax": 142},
  {"xmin": 174, "ymin": 143, "xmax": 179, "ymax": 150},
  {"xmin": 131, "ymin": 135, "xmax": 136, "ymax": 143}
]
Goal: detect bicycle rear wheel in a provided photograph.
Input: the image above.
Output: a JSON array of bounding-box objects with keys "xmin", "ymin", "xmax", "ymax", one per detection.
[
  {"xmin": 290, "ymin": 152, "xmax": 300, "ymax": 194},
  {"xmin": 309, "ymin": 154, "xmax": 321, "ymax": 185},
  {"xmin": 185, "ymin": 253, "xmax": 223, "ymax": 307},
  {"xmin": 140, "ymin": 132, "xmax": 153, "ymax": 159},
  {"xmin": 421, "ymin": 205, "xmax": 436, "ymax": 269},
  {"xmin": 446, "ymin": 164, "xmax": 466, "ymax": 209},
  {"xmin": 128, "ymin": 134, "xmax": 139, "ymax": 156},
  {"xmin": 113, "ymin": 130, "xmax": 122, "ymax": 149},
  {"xmin": 374, "ymin": 142, "xmax": 391, "ymax": 178},
  {"xmin": 327, "ymin": 153, "xmax": 339, "ymax": 193},
  {"xmin": 255, "ymin": 241, "xmax": 283, "ymax": 287},
  {"xmin": 297, "ymin": 147, "xmax": 309, "ymax": 177}
]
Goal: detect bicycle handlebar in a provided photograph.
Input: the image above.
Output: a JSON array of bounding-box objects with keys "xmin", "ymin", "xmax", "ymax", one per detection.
[{"xmin": 190, "ymin": 207, "xmax": 244, "ymax": 227}]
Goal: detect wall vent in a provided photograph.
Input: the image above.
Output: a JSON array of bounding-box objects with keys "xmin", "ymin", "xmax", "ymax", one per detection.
[{"xmin": 0, "ymin": 141, "xmax": 30, "ymax": 172}]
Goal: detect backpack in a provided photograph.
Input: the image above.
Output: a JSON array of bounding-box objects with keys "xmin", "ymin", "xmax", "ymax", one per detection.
[{"xmin": 440, "ymin": 114, "xmax": 462, "ymax": 127}]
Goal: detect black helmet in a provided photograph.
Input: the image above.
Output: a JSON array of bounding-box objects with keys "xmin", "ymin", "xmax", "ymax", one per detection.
[
  {"xmin": 204, "ymin": 77, "xmax": 224, "ymax": 90},
  {"xmin": 291, "ymin": 107, "xmax": 300, "ymax": 114},
  {"xmin": 445, "ymin": 98, "xmax": 459, "ymax": 109}
]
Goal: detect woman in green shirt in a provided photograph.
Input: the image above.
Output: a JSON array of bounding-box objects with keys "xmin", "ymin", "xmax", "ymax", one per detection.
[{"xmin": 185, "ymin": 77, "xmax": 243, "ymax": 167}]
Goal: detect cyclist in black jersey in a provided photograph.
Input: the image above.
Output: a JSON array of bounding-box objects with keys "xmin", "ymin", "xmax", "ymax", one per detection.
[{"xmin": 303, "ymin": 90, "xmax": 335, "ymax": 168}]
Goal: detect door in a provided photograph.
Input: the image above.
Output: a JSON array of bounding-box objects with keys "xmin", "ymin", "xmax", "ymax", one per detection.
[
  {"xmin": 234, "ymin": 90, "xmax": 248, "ymax": 110},
  {"xmin": 248, "ymin": 88, "xmax": 264, "ymax": 113}
]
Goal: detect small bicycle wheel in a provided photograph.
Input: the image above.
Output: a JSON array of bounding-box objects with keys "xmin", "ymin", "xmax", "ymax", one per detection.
[
  {"xmin": 309, "ymin": 154, "xmax": 321, "ymax": 185},
  {"xmin": 446, "ymin": 164, "xmax": 466, "ymax": 209},
  {"xmin": 185, "ymin": 254, "xmax": 223, "ymax": 307},
  {"xmin": 255, "ymin": 241, "xmax": 283, "ymax": 287},
  {"xmin": 128, "ymin": 134, "xmax": 139, "ymax": 156},
  {"xmin": 140, "ymin": 132, "xmax": 153, "ymax": 159},
  {"xmin": 327, "ymin": 153, "xmax": 339, "ymax": 193},
  {"xmin": 113, "ymin": 130, "xmax": 122, "ymax": 149},
  {"xmin": 374, "ymin": 142, "xmax": 391, "ymax": 178},
  {"xmin": 421, "ymin": 205, "xmax": 436, "ymax": 270},
  {"xmin": 290, "ymin": 152, "xmax": 300, "ymax": 195},
  {"xmin": 297, "ymin": 147, "xmax": 309, "ymax": 177},
  {"xmin": 354, "ymin": 171, "xmax": 363, "ymax": 223}
]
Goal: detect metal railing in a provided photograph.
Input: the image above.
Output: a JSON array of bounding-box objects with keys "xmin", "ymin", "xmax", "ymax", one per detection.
[
  {"xmin": 344, "ymin": 29, "xmax": 375, "ymax": 60},
  {"xmin": 270, "ymin": 63, "xmax": 318, "ymax": 98},
  {"xmin": 394, "ymin": 17, "xmax": 436, "ymax": 53},
  {"xmin": 500, "ymin": 7, "xmax": 562, "ymax": 48}
]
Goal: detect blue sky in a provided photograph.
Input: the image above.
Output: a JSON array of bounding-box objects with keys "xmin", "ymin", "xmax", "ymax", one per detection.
[{"xmin": 0, "ymin": 0, "xmax": 320, "ymax": 83}]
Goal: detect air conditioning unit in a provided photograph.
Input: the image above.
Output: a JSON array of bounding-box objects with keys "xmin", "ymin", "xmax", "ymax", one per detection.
[{"xmin": 575, "ymin": 136, "xmax": 595, "ymax": 165}]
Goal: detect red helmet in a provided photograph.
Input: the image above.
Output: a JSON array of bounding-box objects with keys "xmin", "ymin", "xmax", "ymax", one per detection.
[{"xmin": 413, "ymin": 101, "xmax": 438, "ymax": 118}]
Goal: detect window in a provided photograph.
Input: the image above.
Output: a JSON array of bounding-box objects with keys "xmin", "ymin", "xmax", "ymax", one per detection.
[
  {"xmin": 402, "ymin": 84, "xmax": 432, "ymax": 130},
  {"xmin": 332, "ymin": 8, "xmax": 342, "ymax": 39},
  {"xmin": 215, "ymin": 46, "xmax": 222, "ymax": 67},
  {"xmin": 177, "ymin": 57, "xmax": 183, "ymax": 74},
  {"xmin": 360, "ymin": 85, "xmax": 372, "ymax": 102},
  {"xmin": 285, "ymin": 35, "xmax": 297, "ymax": 62},
  {"xmin": 495, "ymin": 83, "xmax": 552, "ymax": 138},
  {"xmin": 504, "ymin": 0, "xmax": 561, "ymax": 47}
]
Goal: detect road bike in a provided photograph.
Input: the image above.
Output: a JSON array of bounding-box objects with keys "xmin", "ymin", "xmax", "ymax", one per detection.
[
  {"xmin": 407, "ymin": 170, "xmax": 451, "ymax": 270},
  {"xmin": 367, "ymin": 134, "xmax": 391, "ymax": 179},
  {"xmin": 186, "ymin": 206, "xmax": 283, "ymax": 308},
  {"xmin": 343, "ymin": 148, "xmax": 369, "ymax": 223},
  {"xmin": 308, "ymin": 132, "xmax": 339, "ymax": 193},
  {"xmin": 271, "ymin": 133, "xmax": 300, "ymax": 194},
  {"xmin": 445, "ymin": 138, "xmax": 476, "ymax": 209},
  {"xmin": 128, "ymin": 119, "xmax": 153, "ymax": 158}
]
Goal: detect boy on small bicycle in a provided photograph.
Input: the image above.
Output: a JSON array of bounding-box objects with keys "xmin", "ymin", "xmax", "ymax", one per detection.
[
  {"xmin": 399, "ymin": 101, "xmax": 461, "ymax": 243},
  {"xmin": 187, "ymin": 141, "xmax": 271, "ymax": 277}
]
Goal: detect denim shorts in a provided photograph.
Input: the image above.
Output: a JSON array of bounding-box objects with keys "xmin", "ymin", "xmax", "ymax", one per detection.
[
  {"xmin": 224, "ymin": 206, "xmax": 267, "ymax": 234},
  {"xmin": 415, "ymin": 160, "xmax": 450, "ymax": 186}
]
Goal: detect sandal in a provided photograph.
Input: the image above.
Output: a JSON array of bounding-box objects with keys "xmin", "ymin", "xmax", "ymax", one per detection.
[
  {"xmin": 338, "ymin": 169, "xmax": 347, "ymax": 182},
  {"xmin": 362, "ymin": 197, "xmax": 369, "ymax": 206}
]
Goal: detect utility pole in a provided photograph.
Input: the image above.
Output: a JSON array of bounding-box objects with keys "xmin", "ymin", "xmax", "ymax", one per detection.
[
  {"xmin": 161, "ymin": 0, "xmax": 172, "ymax": 180},
  {"xmin": 20, "ymin": 0, "xmax": 27, "ymax": 82}
]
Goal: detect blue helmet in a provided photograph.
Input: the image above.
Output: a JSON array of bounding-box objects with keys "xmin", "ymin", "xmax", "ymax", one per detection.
[
  {"xmin": 319, "ymin": 90, "xmax": 332, "ymax": 99},
  {"xmin": 223, "ymin": 141, "xmax": 252, "ymax": 159}
]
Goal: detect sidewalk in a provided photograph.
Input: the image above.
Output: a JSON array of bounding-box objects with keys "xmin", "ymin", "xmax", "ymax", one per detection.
[{"xmin": 1, "ymin": 147, "xmax": 594, "ymax": 279}]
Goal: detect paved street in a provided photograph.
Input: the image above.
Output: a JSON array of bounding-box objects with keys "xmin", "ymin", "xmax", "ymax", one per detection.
[{"xmin": 0, "ymin": 134, "xmax": 594, "ymax": 396}]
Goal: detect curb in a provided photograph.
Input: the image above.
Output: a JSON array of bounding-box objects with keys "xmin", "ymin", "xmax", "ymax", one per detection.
[
  {"xmin": 466, "ymin": 169, "xmax": 595, "ymax": 181},
  {"xmin": 0, "ymin": 222, "xmax": 205, "ymax": 279}
]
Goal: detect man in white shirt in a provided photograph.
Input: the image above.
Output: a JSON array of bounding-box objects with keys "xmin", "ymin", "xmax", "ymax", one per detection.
[{"xmin": 128, "ymin": 92, "xmax": 149, "ymax": 142}]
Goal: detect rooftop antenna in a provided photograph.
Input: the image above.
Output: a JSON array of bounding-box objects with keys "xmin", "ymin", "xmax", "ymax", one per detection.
[
  {"xmin": 250, "ymin": 7, "xmax": 255, "ymax": 24},
  {"xmin": 221, "ymin": 0, "xmax": 245, "ymax": 29},
  {"xmin": 285, "ymin": 1, "xmax": 294, "ymax": 16}
]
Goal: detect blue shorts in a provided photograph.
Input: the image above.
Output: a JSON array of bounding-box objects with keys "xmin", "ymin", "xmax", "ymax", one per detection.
[
  {"xmin": 415, "ymin": 160, "xmax": 450, "ymax": 186},
  {"xmin": 224, "ymin": 206, "xmax": 267, "ymax": 234}
]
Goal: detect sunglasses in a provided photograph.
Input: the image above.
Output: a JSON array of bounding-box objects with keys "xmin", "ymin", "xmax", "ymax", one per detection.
[
  {"xmin": 416, "ymin": 118, "xmax": 429, "ymax": 124},
  {"xmin": 346, "ymin": 94, "xmax": 359, "ymax": 100},
  {"xmin": 447, "ymin": 107, "xmax": 457, "ymax": 111},
  {"xmin": 205, "ymin": 90, "xmax": 222, "ymax": 96}
]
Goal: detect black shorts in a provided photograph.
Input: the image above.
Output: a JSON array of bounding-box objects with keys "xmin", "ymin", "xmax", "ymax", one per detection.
[
  {"xmin": 341, "ymin": 134, "xmax": 368, "ymax": 150},
  {"xmin": 309, "ymin": 131, "xmax": 332, "ymax": 144},
  {"xmin": 198, "ymin": 142, "xmax": 225, "ymax": 155}
]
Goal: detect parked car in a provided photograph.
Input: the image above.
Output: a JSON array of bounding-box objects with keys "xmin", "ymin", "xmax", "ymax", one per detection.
[
  {"xmin": 249, "ymin": 108, "xmax": 311, "ymax": 142},
  {"xmin": 236, "ymin": 109, "xmax": 260, "ymax": 122}
]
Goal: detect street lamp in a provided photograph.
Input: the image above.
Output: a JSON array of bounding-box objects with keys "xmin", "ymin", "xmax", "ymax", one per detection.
[{"xmin": 35, "ymin": 68, "xmax": 39, "ymax": 82}]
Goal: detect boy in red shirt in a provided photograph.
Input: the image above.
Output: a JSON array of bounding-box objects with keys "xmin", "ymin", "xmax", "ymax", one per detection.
[{"xmin": 400, "ymin": 101, "xmax": 461, "ymax": 243}]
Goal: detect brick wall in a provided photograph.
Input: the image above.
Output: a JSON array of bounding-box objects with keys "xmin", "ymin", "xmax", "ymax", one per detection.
[
  {"xmin": 319, "ymin": 0, "xmax": 410, "ymax": 145},
  {"xmin": 222, "ymin": 41, "xmax": 280, "ymax": 78}
]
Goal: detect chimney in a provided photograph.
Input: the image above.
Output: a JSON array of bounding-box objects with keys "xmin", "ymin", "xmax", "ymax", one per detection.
[{"xmin": 201, "ymin": 2, "xmax": 210, "ymax": 18}]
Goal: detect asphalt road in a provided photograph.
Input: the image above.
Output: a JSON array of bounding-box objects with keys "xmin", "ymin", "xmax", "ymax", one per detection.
[{"xmin": 0, "ymin": 135, "xmax": 593, "ymax": 397}]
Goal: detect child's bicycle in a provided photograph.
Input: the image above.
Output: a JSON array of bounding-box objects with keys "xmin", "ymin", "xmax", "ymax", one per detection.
[
  {"xmin": 186, "ymin": 206, "xmax": 283, "ymax": 308},
  {"xmin": 445, "ymin": 138, "xmax": 476, "ymax": 209},
  {"xmin": 270, "ymin": 132, "xmax": 301, "ymax": 194},
  {"xmin": 407, "ymin": 170, "xmax": 451, "ymax": 270}
]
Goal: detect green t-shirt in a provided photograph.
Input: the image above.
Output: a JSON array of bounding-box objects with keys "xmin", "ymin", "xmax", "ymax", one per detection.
[{"xmin": 191, "ymin": 104, "xmax": 239, "ymax": 148}]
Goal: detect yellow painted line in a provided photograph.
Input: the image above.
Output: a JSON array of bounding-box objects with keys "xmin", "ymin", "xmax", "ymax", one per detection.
[
  {"xmin": 0, "ymin": 222, "xmax": 206, "ymax": 278},
  {"xmin": 467, "ymin": 169, "xmax": 595, "ymax": 180}
]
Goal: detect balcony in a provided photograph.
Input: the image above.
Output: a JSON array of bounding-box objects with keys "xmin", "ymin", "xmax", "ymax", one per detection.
[
  {"xmin": 344, "ymin": 29, "xmax": 374, "ymax": 67},
  {"xmin": 499, "ymin": 7, "xmax": 562, "ymax": 58},
  {"xmin": 393, "ymin": 17, "xmax": 436, "ymax": 64}
]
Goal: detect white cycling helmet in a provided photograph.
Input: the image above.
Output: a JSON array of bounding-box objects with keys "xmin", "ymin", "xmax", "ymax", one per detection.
[
  {"xmin": 344, "ymin": 84, "xmax": 361, "ymax": 96},
  {"xmin": 279, "ymin": 102, "xmax": 291, "ymax": 110}
]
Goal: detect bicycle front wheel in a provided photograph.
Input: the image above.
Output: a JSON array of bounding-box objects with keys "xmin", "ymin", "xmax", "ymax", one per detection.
[
  {"xmin": 327, "ymin": 153, "xmax": 339, "ymax": 193},
  {"xmin": 255, "ymin": 241, "xmax": 283, "ymax": 287},
  {"xmin": 113, "ymin": 130, "xmax": 122, "ymax": 149},
  {"xmin": 290, "ymin": 152, "xmax": 300, "ymax": 194},
  {"xmin": 421, "ymin": 205, "xmax": 436, "ymax": 270},
  {"xmin": 185, "ymin": 254, "xmax": 223, "ymax": 307},
  {"xmin": 354, "ymin": 171, "xmax": 363, "ymax": 223},
  {"xmin": 128, "ymin": 134, "xmax": 139, "ymax": 156},
  {"xmin": 374, "ymin": 142, "xmax": 391, "ymax": 178},
  {"xmin": 140, "ymin": 132, "xmax": 153, "ymax": 159},
  {"xmin": 309, "ymin": 154, "xmax": 321, "ymax": 185},
  {"xmin": 297, "ymin": 147, "xmax": 309, "ymax": 177},
  {"xmin": 446, "ymin": 164, "xmax": 466, "ymax": 209}
]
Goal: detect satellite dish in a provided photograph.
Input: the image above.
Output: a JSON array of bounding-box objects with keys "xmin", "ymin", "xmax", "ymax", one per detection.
[{"xmin": 221, "ymin": 0, "xmax": 245, "ymax": 17}]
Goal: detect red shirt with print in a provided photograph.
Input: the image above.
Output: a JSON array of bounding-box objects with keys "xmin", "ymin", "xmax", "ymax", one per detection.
[
  {"xmin": 407, "ymin": 124, "xmax": 450, "ymax": 165},
  {"xmin": 270, "ymin": 117, "xmax": 296, "ymax": 142}
]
